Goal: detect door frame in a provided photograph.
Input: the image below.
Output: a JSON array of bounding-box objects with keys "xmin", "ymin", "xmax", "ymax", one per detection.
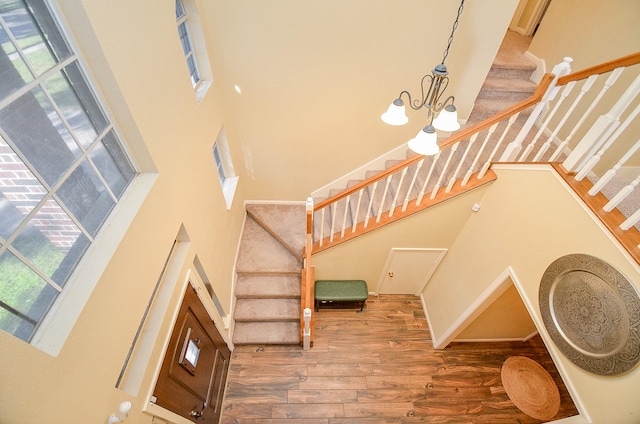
[
  {"xmin": 143, "ymin": 268, "xmax": 231, "ymax": 424},
  {"xmin": 376, "ymin": 248, "xmax": 447, "ymax": 295}
]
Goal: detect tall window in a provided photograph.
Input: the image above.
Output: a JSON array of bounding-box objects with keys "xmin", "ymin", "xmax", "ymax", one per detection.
[
  {"xmin": 0, "ymin": 0, "xmax": 136, "ymax": 342},
  {"xmin": 175, "ymin": 0, "xmax": 199, "ymax": 87}
]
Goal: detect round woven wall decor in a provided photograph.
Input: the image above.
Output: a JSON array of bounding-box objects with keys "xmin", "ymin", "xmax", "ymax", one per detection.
[
  {"xmin": 539, "ymin": 253, "xmax": 640, "ymax": 376},
  {"xmin": 501, "ymin": 356, "xmax": 560, "ymax": 421}
]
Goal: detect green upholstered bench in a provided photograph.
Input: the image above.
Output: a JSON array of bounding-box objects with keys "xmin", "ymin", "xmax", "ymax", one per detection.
[{"xmin": 314, "ymin": 280, "xmax": 368, "ymax": 311}]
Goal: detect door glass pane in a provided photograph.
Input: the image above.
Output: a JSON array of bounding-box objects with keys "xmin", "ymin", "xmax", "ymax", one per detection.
[
  {"xmin": 44, "ymin": 62, "xmax": 108, "ymax": 149},
  {"xmin": 0, "ymin": 87, "xmax": 81, "ymax": 186},
  {"xmin": 90, "ymin": 130, "xmax": 135, "ymax": 198},
  {"xmin": 0, "ymin": 250, "xmax": 59, "ymax": 340},
  {"xmin": 56, "ymin": 160, "xmax": 115, "ymax": 237},
  {"xmin": 0, "ymin": 136, "xmax": 47, "ymax": 238}
]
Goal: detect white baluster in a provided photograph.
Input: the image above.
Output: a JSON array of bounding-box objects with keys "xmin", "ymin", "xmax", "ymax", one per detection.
[
  {"xmin": 620, "ymin": 209, "xmax": 640, "ymax": 231},
  {"xmin": 501, "ymin": 57, "xmax": 573, "ymax": 161},
  {"xmin": 319, "ymin": 208, "xmax": 325, "ymax": 246},
  {"xmin": 564, "ymin": 70, "xmax": 637, "ymax": 172},
  {"xmin": 329, "ymin": 202, "xmax": 337, "ymax": 242},
  {"xmin": 576, "ymin": 102, "xmax": 640, "ymax": 181},
  {"xmin": 352, "ymin": 189, "xmax": 364, "ymax": 232},
  {"xmin": 376, "ymin": 175, "xmax": 393, "ymax": 223},
  {"xmin": 340, "ymin": 195, "xmax": 350, "ymax": 237},
  {"xmin": 463, "ymin": 124, "xmax": 497, "ymax": 186},
  {"xmin": 448, "ymin": 134, "xmax": 478, "ymax": 192},
  {"xmin": 431, "ymin": 143, "xmax": 458, "ymax": 199},
  {"xmin": 479, "ymin": 114, "xmax": 519, "ymax": 178},
  {"xmin": 416, "ymin": 152, "xmax": 441, "ymax": 205},
  {"xmin": 604, "ymin": 175, "xmax": 640, "ymax": 212},
  {"xmin": 389, "ymin": 168, "xmax": 408, "ymax": 218},
  {"xmin": 548, "ymin": 74, "xmax": 618, "ymax": 161},
  {"xmin": 364, "ymin": 181, "xmax": 378, "ymax": 228},
  {"xmin": 589, "ymin": 137, "xmax": 640, "ymax": 196},
  {"xmin": 403, "ymin": 158, "xmax": 424, "ymax": 212},
  {"xmin": 521, "ymin": 81, "xmax": 576, "ymax": 161}
]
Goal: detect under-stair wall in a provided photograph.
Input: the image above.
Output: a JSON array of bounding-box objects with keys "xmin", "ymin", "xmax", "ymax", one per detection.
[{"xmin": 421, "ymin": 164, "xmax": 640, "ymax": 423}]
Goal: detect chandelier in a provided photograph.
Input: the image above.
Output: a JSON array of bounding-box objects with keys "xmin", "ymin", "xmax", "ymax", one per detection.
[{"xmin": 381, "ymin": 0, "xmax": 465, "ymax": 155}]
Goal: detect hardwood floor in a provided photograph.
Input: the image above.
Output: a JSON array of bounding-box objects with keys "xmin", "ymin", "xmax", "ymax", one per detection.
[{"xmin": 220, "ymin": 294, "xmax": 578, "ymax": 423}]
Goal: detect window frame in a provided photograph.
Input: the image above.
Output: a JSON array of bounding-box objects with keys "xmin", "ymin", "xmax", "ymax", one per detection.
[
  {"xmin": 175, "ymin": 0, "xmax": 212, "ymax": 103},
  {"xmin": 212, "ymin": 127, "xmax": 238, "ymax": 210},
  {"xmin": 0, "ymin": 0, "xmax": 156, "ymax": 356}
]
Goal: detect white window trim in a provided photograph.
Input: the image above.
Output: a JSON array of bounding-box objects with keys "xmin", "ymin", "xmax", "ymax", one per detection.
[
  {"xmin": 31, "ymin": 173, "xmax": 158, "ymax": 356},
  {"xmin": 213, "ymin": 128, "xmax": 238, "ymax": 210},
  {"xmin": 177, "ymin": 0, "xmax": 213, "ymax": 103},
  {"xmin": 16, "ymin": 0, "xmax": 158, "ymax": 356}
]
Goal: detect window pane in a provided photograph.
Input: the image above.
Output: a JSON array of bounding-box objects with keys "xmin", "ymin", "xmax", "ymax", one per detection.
[
  {"xmin": 1, "ymin": 0, "xmax": 55, "ymax": 77},
  {"xmin": 56, "ymin": 160, "xmax": 115, "ymax": 237},
  {"xmin": 175, "ymin": 0, "xmax": 185, "ymax": 19},
  {"xmin": 187, "ymin": 55, "xmax": 199, "ymax": 85},
  {"xmin": 0, "ymin": 136, "xmax": 47, "ymax": 238},
  {"xmin": 213, "ymin": 144, "xmax": 225, "ymax": 184},
  {"xmin": 11, "ymin": 198, "xmax": 86, "ymax": 287},
  {"xmin": 0, "ymin": 0, "xmax": 70, "ymax": 77},
  {"xmin": 0, "ymin": 250, "xmax": 59, "ymax": 340},
  {"xmin": 0, "ymin": 86, "xmax": 81, "ymax": 186},
  {"xmin": 177, "ymin": 22, "xmax": 191, "ymax": 56},
  {"xmin": 44, "ymin": 62, "xmax": 108, "ymax": 149},
  {"xmin": 89, "ymin": 130, "xmax": 135, "ymax": 198},
  {"xmin": 0, "ymin": 25, "xmax": 33, "ymax": 99}
]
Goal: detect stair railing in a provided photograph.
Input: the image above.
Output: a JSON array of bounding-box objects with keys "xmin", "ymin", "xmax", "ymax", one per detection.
[{"xmin": 311, "ymin": 52, "xmax": 640, "ymax": 262}]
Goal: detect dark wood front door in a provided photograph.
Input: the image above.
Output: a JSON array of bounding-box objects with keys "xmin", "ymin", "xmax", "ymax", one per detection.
[{"xmin": 153, "ymin": 284, "xmax": 230, "ymax": 423}]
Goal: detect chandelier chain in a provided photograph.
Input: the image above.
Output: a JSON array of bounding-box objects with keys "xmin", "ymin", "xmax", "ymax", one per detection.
[{"xmin": 441, "ymin": 0, "xmax": 465, "ymax": 65}]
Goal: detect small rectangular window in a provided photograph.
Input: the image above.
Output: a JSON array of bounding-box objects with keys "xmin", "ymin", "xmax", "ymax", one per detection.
[{"xmin": 212, "ymin": 128, "xmax": 238, "ymax": 210}]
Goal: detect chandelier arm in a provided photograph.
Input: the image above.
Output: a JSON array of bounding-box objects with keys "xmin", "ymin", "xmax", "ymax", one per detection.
[{"xmin": 430, "ymin": 77, "xmax": 450, "ymax": 113}]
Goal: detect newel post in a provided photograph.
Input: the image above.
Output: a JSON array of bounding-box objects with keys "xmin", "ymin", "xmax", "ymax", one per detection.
[
  {"xmin": 302, "ymin": 197, "xmax": 314, "ymax": 350},
  {"xmin": 500, "ymin": 57, "xmax": 573, "ymax": 161}
]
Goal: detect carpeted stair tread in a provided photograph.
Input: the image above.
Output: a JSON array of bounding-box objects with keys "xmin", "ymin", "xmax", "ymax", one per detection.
[
  {"xmin": 235, "ymin": 298, "xmax": 300, "ymax": 321},
  {"xmin": 246, "ymin": 203, "xmax": 306, "ymax": 256},
  {"xmin": 233, "ymin": 321, "xmax": 300, "ymax": 345},
  {"xmin": 235, "ymin": 274, "xmax": 301, "ymax": 298},
  {"xmin": 478, "ymin": 78, "xmax": 537, "ymax": 100},
  {"xmin": 236, "ymin": 216, "xmax": 301, "ymax": 273}
]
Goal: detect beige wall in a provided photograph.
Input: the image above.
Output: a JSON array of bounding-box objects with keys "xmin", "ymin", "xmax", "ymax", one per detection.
[
  {"xmin": 455, "ymin": 281, "xmax": 538, "ymax": 341},
  {"xmin": 204, "ymin": 0, "xmax": 518, "ymax": 200},
  {"xmin": 312, "ymin": 186, "xmax": 490, "ymax": 292},
  {"xmin": 0, "ymin": 0, "xmax": 246, "ymax": 423},
  {"xmin": 422, "ymin": 165, "xmax": 640, "ymax": 423}
]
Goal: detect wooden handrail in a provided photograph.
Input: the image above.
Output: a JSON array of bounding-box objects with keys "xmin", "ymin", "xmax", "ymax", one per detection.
[
  {"xmin": 557, "ymin": 51, "xmax": 640, "ymax": 86},
  {"xmin": 314, "ymin": 73, "xmax": 556, "ymax": 212}
]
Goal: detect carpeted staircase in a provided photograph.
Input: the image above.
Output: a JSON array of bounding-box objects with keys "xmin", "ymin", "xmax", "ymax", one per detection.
[
  {"xmin": 233, "ymin": 203, "xmax": 306, "ymax": 345},
  {"xmin": 468, "ymin": 31, "xmax": 537, "ymax": 124}
]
